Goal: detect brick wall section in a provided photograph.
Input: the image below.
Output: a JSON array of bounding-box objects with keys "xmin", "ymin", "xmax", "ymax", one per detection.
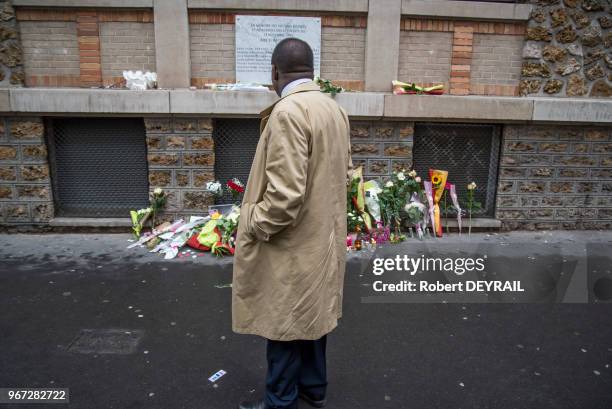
[
  {"xmin": 100, "ymin": 22, "xmax": 156, "ymax": 86},
  {"xmin": 76, "ymin": 11, "xmax": 102, "ymax": 87},
  {"xmin": 470, "ymin": 34, "xmax": 522, "ymax": 96},
  {"xmin": 400, "ymin": 18, "xmax": 525, "ymax": 96},
  {"xmin": 398, "ymin": 31, "xmax": 452, "ymax": 88},
  {"xmin": 0, "ymin": 117, "xmax": 54, "ymax": 225},
  {"xmin": 17, "ymin": 8, "xmax": 153, "ymax": 87},
  {"xmin": 450, "ymin": 23, "xmax": 474, "ymax": 96},
  {"xmin": 188, "ymin": 11, "xmax": 367, "ymax": 89},
  {"xmin": 349, "ymin": 121, "xmax": 414, "ymax": 181},
  {"xmin": 20, "ymin": 21, "xmax": 80, "ymax": 87},
  {"xmin": 497, "ymin": 125, "xmax": 612, "ymax": 230},
  {"xmin": 190, "ymin": 23, "xmax": 235, "ymax": 86},
  {"xmin": 145, "ymin": 117, "xmax": 215, "ymax": 221},
  {"xmin": 320, "ymin": 27, "xmax": 365, "ymax": 90}
]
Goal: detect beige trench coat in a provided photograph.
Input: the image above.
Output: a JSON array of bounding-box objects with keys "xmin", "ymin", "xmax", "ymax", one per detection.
[{"xmin": 232, "ymin": 81, "xmax": 352, "ymax": 341}]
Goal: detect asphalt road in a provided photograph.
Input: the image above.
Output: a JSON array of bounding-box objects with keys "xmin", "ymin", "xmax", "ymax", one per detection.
[{"xmin": 0, "ymin": 232, "xmax": 611, "ymax": 409}]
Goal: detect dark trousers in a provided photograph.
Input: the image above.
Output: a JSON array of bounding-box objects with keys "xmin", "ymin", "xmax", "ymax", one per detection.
[{"xmin": 264, "ymin": 335, "xmax": 327, "ymax": 409}]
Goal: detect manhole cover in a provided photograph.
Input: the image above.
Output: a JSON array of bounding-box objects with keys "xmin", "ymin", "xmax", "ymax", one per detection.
[{"xmin": 67, "ymin": 329, "xmax": 144, "ymax": 354}]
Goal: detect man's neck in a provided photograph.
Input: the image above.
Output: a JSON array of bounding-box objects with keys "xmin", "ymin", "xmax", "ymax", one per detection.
[{"xmin": 280, "ymin": 77, "xmax": 313, "ymax": 98}]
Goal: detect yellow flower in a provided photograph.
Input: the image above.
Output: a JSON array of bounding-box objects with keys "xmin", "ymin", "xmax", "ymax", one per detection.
[{"xmin": 211, "ymin": 211, "xmax": 221, "ymax": 220}]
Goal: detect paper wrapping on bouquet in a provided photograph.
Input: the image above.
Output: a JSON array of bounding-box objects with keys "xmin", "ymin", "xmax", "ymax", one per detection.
[
  {"xmin": 364, "ymin": 180, "xmax": 382, "ymax": 224},
  {"xmin": 428, "ymin": 169, "xmax": 448, "ymax": 237},
  {"xmin": 409, "ymin": 192, "xmax": 425, "ymax": 240},
  {"xmin": 423, "ymin": 181, "xmax": 436, "ymax": 236},
  {"xmin": 449, "ymin": 184, "xmax": 462, "ymax": 235},
  {"xmin": 351, "ymin": 166, "xmax": 372, "ymax": 231}
]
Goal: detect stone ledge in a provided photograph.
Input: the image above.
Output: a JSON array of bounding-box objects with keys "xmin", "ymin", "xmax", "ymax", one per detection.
[
  {"xmin": 442, "ymin": 217, "xmax": 502, "ymax": 229},
  {"xmin": 9, "ymin": 88, "xmax": 170, "ymax": 114},
  {"xmin": 49, "ymin": 217, "xmax": 132, "ymax": 227},
  {"xmin": 532, "ymin": 98, "xmax": 612, "ymax": 124},
  {"xmin": 186, "ymin": 0, "xmax": 368, "ymax": 13},
  {"xmin": 12, "ymin": 0, "xmax": 153, "ymax": 7},
  {"xmin": 170, "ymin": 90, "xmax": 277, "ymax": 116},
  {"xmin": 384, "ymin": 94, "xmax": 534, "ymax": 123},
  {"xmin": 2, "ymin": 88, "xmax": 612, "ymax": 124},
  {"xmin": 401, "ymin": 0, "xmax": 532, "ymax": 21},
  {"xmin": 171, "ymin": 90, "xmax": 384, "ymax": 118}
]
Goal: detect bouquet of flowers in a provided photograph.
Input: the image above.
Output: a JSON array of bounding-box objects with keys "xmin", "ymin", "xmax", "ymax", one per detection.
[
  {"xmin": 226, "ymin": 178, "xmax": 245, "ymax": 201},
  {"xmin": 465, "ymin": 181, "xmax": 482, "ymax": 236},
  {"xmin": 129, "ymin": 188, "xmax": 168, "ymax": 238},
  {"xmin": 314, "ymin": 76, "xmax": 344, "ymax": 96},
  {"xmin": 378, "ymin": 170, "xmax": 420, "ymax": 241},
  {"xmin": 205, "ymin": 180, "xmax": 224, "ymax": 198}
]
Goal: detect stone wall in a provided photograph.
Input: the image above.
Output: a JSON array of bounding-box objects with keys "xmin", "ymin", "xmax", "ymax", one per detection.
[
  {"xmin": 0, "ymin": 117, "xmax": 54, "ymax": 225},
  {"xmin": 0, "ymin": 1, "xmax": 24, "ymax": 86},
  {"xmin": 145, "ymin": 117, "xmax": 215, "ymax": 222},
  {"xmin": 100, "ymin": 21, "xmax": 156, "ymax": 86},
  {"xmin": 349, "ymin": 121, "xmax": 414, "ymax": 181},
  {"xmin": 398, "ymin": 31, "xmax": 452, "ymax": 88},
  {"xmin": 471, "ymin": 33, "xmax": 523, "ymax": 96},
  {"xmin": 520, "ymin": 0, "xmax": 611, "ymax": 97},
  {"xmin": 497, "ymin": 124, "xmax": 612, "ymax": 230}
]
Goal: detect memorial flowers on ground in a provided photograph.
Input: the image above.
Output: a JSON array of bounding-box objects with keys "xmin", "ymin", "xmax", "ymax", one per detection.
[
  {"xmin": 128, "ymin": 179, "xmax": 244, "ymax": 259},
  {"xmin": 345, "ymin": 166, "xmax": 482, "ymax": 250}
]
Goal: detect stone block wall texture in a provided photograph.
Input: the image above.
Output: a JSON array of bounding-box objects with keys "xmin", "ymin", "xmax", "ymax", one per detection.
[
  {"xmin": 100, "ymin": 22, "xmax": 156, "ymax": 86},
  {"xmin": 349, "ymin": 121, "xmax": 414, "ymax": 181},
  {"xmin": 145, "ymin": 117, "xmax": 215, "ymax": 221},
  {"xmin": 497, "ymin": 124, "xmax": 612, "ymax": 230},
  {"xmin": 0, "ymin": 1, "xmax": 25, "ymax": 86},
  {"xmin": 470, "ymin": 34, "xmax": 523, "ymax": 96},
  {"xmin": 520, "ymin": 0, "xmax": 611, "ymax": 97},
  {"xmin": 398, "ymin": 31, "xmax": 452, "ymax": 88},
  {"xmin": 20, "ymin": 21, "xmax": 80, "ymax": 86},
  {"xmin": 188, "ymin": 12, "xmax": 367, "ymax": 90},
  {"xmin": 0, "ymin": 117, "xmax": 54, "ymax": 225}
]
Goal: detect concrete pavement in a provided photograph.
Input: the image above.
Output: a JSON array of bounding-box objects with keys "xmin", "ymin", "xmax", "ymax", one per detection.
[{"xmin": 0, "ymin": 231, "xmax": 611, "ymax": 408}]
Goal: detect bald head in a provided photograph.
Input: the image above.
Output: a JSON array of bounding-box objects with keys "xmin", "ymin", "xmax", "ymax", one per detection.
[
  {"xmin": 271, "ymin": 38, "xmax": 314, "ymax": 74},
  {"xmin": 270, "ymin": 38, "xmax": 314, "ymax": 96}
]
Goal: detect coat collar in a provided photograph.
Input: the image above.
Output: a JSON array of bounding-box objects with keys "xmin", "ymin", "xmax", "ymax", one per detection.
[{"xmin": 260, "ymin": 81, "xmax": 320, "ymax": 118}]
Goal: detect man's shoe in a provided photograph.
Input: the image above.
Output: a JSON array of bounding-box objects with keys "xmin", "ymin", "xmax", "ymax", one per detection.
[
  {"xmin": 238, "ymin": 399, "xmax": 269, "ymax": 409},
  {"xmin": 298, "ymin": 392, "xmax": 327, "ymax": 408}
]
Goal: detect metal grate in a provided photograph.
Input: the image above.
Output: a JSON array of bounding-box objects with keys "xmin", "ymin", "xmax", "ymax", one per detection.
[
  {"xmin": 213, "ymin": 119, "xmax": 261, "ymax": 204},
  {"xmin": 46, "ymin": 118, "xmax": 149, "ymax": 217},
  {"xmin": 412, "ymin": 123, "xmax": 501, "ymax": 217}
]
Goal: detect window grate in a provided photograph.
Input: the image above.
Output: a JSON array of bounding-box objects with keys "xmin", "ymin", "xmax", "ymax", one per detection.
[
  {"xmin": 412, "ymin": 123, "xmax": 501, "ymax": 217},
  {"xmin": 46, "ymin": 117, "xmax": 149, "ymax": 217},
  {"xmin": 213, "ymin": 119, "xmax": 261, "ymax": 204}
]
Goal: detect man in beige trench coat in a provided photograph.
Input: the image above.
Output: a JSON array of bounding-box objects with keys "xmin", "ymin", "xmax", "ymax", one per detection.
[{"xmin": 232, "ymin": 38, "xmax": 352, "ymax": 409}]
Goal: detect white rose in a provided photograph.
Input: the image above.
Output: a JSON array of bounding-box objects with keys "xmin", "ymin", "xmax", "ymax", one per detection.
[
  {"xmin": 397, "ymin": 172, "xmax": 405, "ymax": 181},
  {"xmin": 153, "ymin": 187, "xmax": 163, "ymax": 195},
  {"xmin": 385, "ymin": 181, "xmax": 394, "ymax": 188},
  {"xmin": 408, "ymin": 170, "xmax": 417, "ymax": 178},
  {"xmin": 415, "ymin": 176, "xmax": 422, "ymax": 183}
]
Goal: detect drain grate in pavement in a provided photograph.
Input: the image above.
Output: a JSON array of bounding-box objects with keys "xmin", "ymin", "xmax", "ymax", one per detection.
[{"xmin": 67, "ymin": 329, "xmax": 144, "ymax": 354}]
